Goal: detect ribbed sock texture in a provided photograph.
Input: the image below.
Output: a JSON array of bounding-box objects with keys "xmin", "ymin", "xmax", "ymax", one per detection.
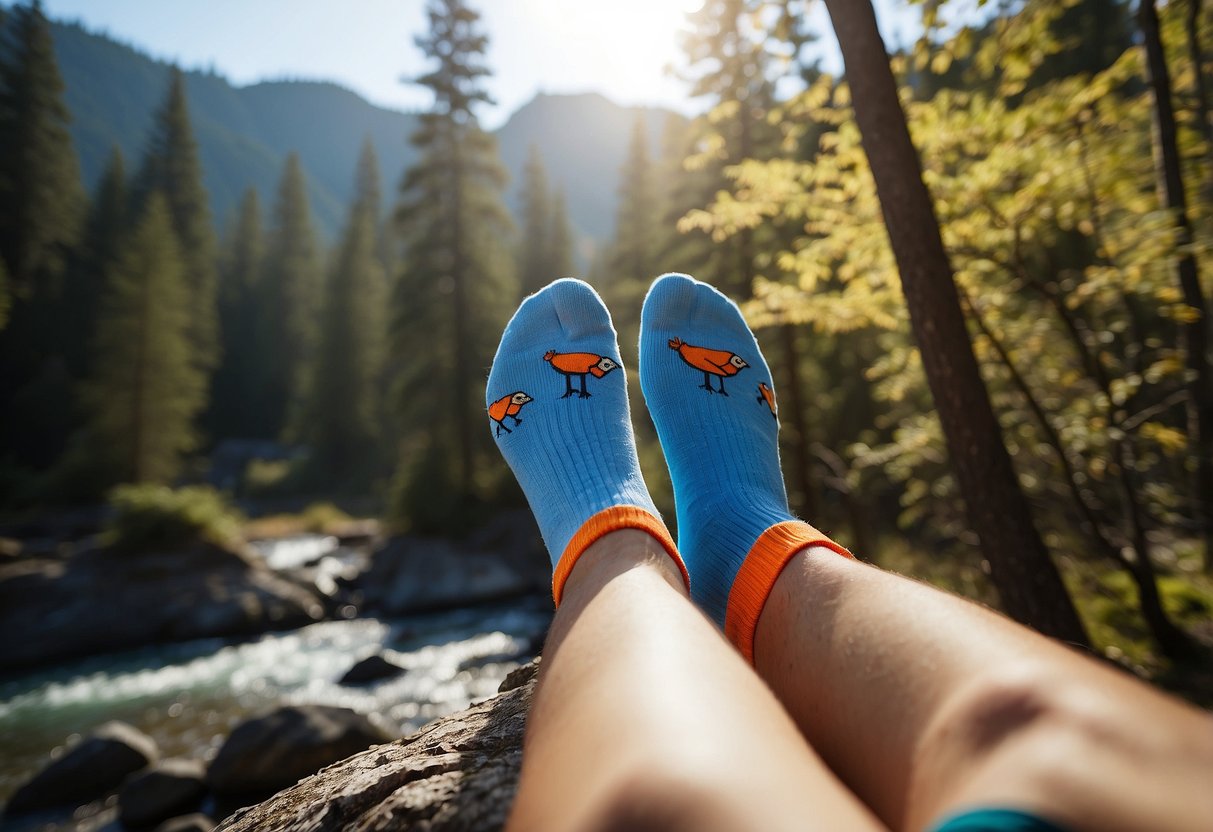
[
  {"xmin": 639, "ymin": 273, "xmax": 800, "ymax": 627},
  {"xmin": 487, "ymin": 279, "xmax": 673, "ymax": 598}
]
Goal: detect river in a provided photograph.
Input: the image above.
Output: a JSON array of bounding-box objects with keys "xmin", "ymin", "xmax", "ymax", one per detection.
[{"xmin": 0, "ymin": 535, "xmax": 551, "ymax": 814}]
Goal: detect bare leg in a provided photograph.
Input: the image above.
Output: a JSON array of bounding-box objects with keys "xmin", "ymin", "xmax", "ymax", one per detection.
[
  {"xmin": 755, "ymin": 547, "xmax": 1213, "ymax": 832},
  {"xmin": 508, "ymin": 530, "xmax": 886, "ymax": 832}
]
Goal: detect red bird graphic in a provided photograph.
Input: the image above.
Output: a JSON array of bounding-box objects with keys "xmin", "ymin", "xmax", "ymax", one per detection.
[
  {"xmin": 543, "ymin": 350, "xmax": 619, "ymax": 399},
  {"xmin": 488, "ymin": 391, "xmax": 532, "ymax": 436},
  {"xmin": 757, "ymin": 382, "xmax": 777, "ymax": 419},
  {"xmin": 668, "ymin": 338, "xmax": 748, "ymax": 395}
]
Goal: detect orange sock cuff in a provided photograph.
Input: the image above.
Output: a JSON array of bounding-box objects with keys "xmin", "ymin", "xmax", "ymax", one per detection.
[
  {"xmin": 552, "ymin": 505, "xmax": 689, "ymax": 606},
  {"xmin": 724, "ymin": 520, "xmax": 853, "ymax": 664}
]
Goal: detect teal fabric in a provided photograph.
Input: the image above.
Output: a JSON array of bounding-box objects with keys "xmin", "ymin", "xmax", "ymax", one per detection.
[{"xmin": 931, "ymin": 807, "xmax": 1070, "ymax": 832}]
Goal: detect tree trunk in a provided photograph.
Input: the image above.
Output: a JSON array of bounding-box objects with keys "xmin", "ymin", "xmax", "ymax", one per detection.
[
  {"xmin": 1140, "ymin": 0, "xmax": 1213, "ymax": 573},
  {"xmin": 821, "ymin": 0, "xmax": 1090, "ymax": 645}
]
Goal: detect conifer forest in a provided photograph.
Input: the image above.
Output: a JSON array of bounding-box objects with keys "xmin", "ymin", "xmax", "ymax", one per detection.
[{"xmin": 2, "ymin": 0, "xmax": 1212, "ymax": 718}]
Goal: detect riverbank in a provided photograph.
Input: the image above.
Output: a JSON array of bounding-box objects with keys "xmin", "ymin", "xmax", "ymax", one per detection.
[{"xmin": 0, "ymin": 599, "xmax": 551, "ymax": 825}]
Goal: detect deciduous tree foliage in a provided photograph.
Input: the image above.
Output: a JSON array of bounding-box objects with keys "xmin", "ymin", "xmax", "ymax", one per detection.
[
  {"xmin": 1138, "ymin": 0, "xmax": 1213, "ymax": 575},
  {"xmin": 808, "ymin": 0, "xmax": 1091, "ymax": 644}
]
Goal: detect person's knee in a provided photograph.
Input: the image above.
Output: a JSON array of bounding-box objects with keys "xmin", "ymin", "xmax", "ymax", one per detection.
[
  {"xmin": 578, "ymin": 763, "xmax": 747, "ymax": 832},
  {"xmin": 927, "ymin": 662, "xmax": 1137, "ymax": 782}
]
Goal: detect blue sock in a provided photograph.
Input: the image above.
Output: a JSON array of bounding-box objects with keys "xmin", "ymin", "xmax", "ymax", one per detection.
[
  {"xmin": 639, "ymin": 273, "xmax": 849, "ymax": 657},
  {"xmin": 487, "ymin": 279, "xmax": 687, "ymax": 604}
]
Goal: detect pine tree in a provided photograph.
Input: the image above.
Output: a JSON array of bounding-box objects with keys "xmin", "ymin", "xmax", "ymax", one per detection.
[
  {"xmin": 0, "ymin": 0, "xmax": 82, "ymax": 295},
  {"xmin": 603, "ymin": 116, "xmax": 660, "ymax": 364},
  {"xmin": 263, "ymin": 152, "xmax": 322, "ymax": 441},
  {"xmin": 517, "ymin": 144, "xmax": 552, "ymax": 297},
  {"xmin": 63, "ymin": 147, "xmax": 127, "ymax": 379},
  {"xmin": 0, "ymin": 0, "xmax": 84, "ymax": 473},
  {"xmin": 135, "ymin": 67, "xmax": 219, "ymax": 371},
  {"xmin": 83, "ymin": 194, "xmax": 206, "ymax": 484},
  {"xmin": 609, "ymin": 117, "xmax": 659, "ymax": 285},
  {"xmin": 677, "ymin": 0, "xmax": 781, "ymax": 296},
  {"xmin": 548, "ymin": 188, "xmax": 574, "ymax": 278},
  {"xmin": 393, "ymin": 0, "xmax": 513, "ymax": 524},
  {"xmin": 210, "ymin": 188, "xmax": 266, "ymax": 440},
  {"xmin": 305, "ymin": 145, "xmax": 388, "ymax": 487}
]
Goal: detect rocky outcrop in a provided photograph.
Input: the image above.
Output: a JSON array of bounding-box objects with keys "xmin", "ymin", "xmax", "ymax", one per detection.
[
  {"xmin": 0, "ymin": 540, "xmax": 325, "ymax": 671},
  {"xmin": 216, "ymin": 660, "xmax": 541, "ymax": 832},
  {"xmin": 4, "ymin": 721, "xmax": 158, "ymax": 815},
  {"xmin": 358, "ymin": 512, "xmax": 550, "ymax": 616},
  {"xmin": 118, "ymin": 758, "xmax": 207, "ymax": 829},
  {"xmin": 153, "ymin": 815, "xmax": 214, "ymax": 832},
  {"xmin": 207, "ymin": 705, "xmax": 394, "ymax": 805}
]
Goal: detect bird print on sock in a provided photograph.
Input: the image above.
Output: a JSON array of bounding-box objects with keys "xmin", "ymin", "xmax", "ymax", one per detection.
[
  {"xmin": 543, "ymin": 350, "xmax": 619, "ymax": 398},
  {"xmin": 757, "ymin": 382, "xmax": 777, "ymax": 419},
  {"xmin": 668, "ymin": 337, "xmax": 748, "ymax": 395},
  {"xmin": 488, "ymin": 391, "xmax": 532, "ymax": 436}
]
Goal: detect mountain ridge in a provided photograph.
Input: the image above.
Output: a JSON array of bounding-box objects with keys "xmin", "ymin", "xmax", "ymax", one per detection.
[{"xmin": 38, "ymin": 16, "xmax": 686, "ymax": 250}]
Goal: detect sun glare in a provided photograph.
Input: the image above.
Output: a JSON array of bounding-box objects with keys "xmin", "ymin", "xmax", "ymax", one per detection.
[{"xmin": 485, "ymin": 0, "xmax": 703, "ymax": 116}]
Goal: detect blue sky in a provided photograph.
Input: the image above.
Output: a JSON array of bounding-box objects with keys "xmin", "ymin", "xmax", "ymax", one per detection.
[{"xmin": 36, "ymin": 0, "xmax": 928, "ymax": 129}]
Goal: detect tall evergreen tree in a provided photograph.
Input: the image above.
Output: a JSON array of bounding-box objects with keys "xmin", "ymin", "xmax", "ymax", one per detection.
[
  {"xmin": 677, "ymin": 0, "xmax": 781, "ymax": 296},
  {"xmin": 135, "ymin": 68, "xmax": 219, "ymax": 371},
  {"xmin": 63, "ymin": 147, "xmax": 127, "ymax": 379},
  {"xmin": 548, "ymin": 188, "xmax": 574, "ymax": 278},
  {"xmin": 609, "ymin": 117, "xmax": 659, "ymax": 284},
  {"xmin": 83, "ymin": 194, "xmax": 206, "ymax": 484},
  {"xmin": 0, "ymin": 0, "xmax": 84, "ymax": 475},
  {"xmin": 210, "ymin": 188, "xmax": 266, "ymax": 440},
  {"xmin": 393, "ymin": 0, "xmax": 513, "ymax": 523},
  {"xmin": 305, "ymin": 145, "xmax": 388, "ymax": 487},
  {"xmin": 517, "ymin": 144, "xmax": 552, "ymax": 297},
  {"xmin": 0, "ymin": 0, "xmax": 82, "ymax": 296},
  {"xmin": 820, "ymin": 0, "xmax": 1089, "ymax": 645},
  {"xmin": 263, "ymin": 152, "xmax": 322, "ymax": 441},
  {"xmin": 603, "ymin": 116, "xmax": 660, "ymax": 363}
]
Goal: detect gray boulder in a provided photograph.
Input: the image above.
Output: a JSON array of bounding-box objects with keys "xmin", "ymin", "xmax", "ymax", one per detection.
[
  {"xmin": 338, "ymin": 653, "xmax": 405, "ymax": 685},
  {"xmin": 4, "ymin": 721, "xmax": 158, "ymax": 815},
  {"xmin": 119, "ymin": 758, "xmax": 207, "ymax": 828},
  {"xmin": 359, "ymin": 511, "xmax": 549, "ymax": 615},
  {"xmin": 0, "ymin": 541, "xmax": 325, "ymax": 671},
  {"xmin": 216, "ymin": 660, "xmax": 541, "ymax": 832},
  {"xmin": 207, "ymin": 705, "xmax": 393, "ymax": 801}
]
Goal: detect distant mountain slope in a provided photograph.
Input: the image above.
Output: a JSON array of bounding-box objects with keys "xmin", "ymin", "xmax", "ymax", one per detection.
[
  {"xmin": 42, "ymin": 17, "xmax": 685, "ymax": 250},
  {"xmin": 496, "ymin": 92, "xmax": 678, "ymax": 256},
  {"xmin": 49, "ymin": 19, "xmax": 417, "ymax": 238}
]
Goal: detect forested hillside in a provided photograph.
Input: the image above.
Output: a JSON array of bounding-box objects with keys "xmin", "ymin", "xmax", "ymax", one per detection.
[{"xmin": 38, "ymin": 18, "xmax": 678, "ymax": 243}]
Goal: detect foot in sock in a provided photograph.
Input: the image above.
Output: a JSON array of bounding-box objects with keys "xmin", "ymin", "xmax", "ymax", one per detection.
[
  {"xmin": 487, "ymin": 278, "xmax": 689, "ymax": 604},
  {"xmin": 639, "ymin": 273, "xmax": 851, "ymax": 661}
]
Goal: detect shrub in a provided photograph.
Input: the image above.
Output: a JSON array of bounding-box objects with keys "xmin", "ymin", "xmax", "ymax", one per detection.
[{"xmin": 106, "ymin": 484, "xmax": 243, "ymax": 551}]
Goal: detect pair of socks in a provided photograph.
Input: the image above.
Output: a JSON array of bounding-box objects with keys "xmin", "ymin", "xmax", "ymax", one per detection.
[{"xmin": 485, "ymin": 274, "xmax": 850, "ymax": 662}]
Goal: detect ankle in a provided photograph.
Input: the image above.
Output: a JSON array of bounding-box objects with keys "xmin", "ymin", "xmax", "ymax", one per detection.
[{"xmin": 562, "ymin": 529, "xmax": 690, "ymax": 607}]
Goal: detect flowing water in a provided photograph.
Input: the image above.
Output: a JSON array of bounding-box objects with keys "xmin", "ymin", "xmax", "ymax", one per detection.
[{"xmin": 0, "ymin": 536, "xmax": 551, "ymax": 811}]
